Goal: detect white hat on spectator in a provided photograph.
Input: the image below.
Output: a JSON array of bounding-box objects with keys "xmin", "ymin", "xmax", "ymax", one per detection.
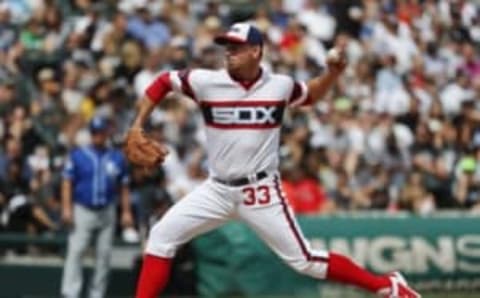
[
  {"xmin": 119, "ymin": 0, "xmax": 149, "ymax": 13},
  {"xmin": 37, "ymin": 68, "xmax": 55, "ymax": 82},
  {"xmin": 393, "ymin": 123, "xmax": 414, "ymax": 149},
  {"xmin": 170, "ymin": 36, "xmax": 188, "ymax": 48},
  {"xmin": 310, "ymin": 133, "xmax": 330, "ymax": 149},
  {"xmin": 204, "ymin": 16, "xmax": 221, "ymax": 30},
  {"xmin": 133, "ymin": 0, "xmax": 148, "ymax": 9}
]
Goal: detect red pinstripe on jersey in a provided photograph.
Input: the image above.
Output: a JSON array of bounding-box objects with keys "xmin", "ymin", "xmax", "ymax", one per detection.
[
  {"xmin": 273, "ymin": 175, "xmax": 329, "ymax": 262},
  {"xmin": 178, "ymin": 69, "xmax": 197, "ymax": 101},
  {"xmin": 288, "ymin": 81, "xmax": 303, "ymax": 104}
]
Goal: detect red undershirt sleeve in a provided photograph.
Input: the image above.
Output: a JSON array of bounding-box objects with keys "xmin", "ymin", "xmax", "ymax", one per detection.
[{"xmin": 145, "ymin": 72, "xmax": 172, "ymax": 104}]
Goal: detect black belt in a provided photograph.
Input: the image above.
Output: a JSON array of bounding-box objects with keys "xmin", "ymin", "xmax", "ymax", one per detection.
[
  {"xmin": 214, "ymin": 171, "xmax": 268, "ymax": 187},
  {"xmin": 77, "ymin": 203, "xmax": 108, "ymax": 211}
]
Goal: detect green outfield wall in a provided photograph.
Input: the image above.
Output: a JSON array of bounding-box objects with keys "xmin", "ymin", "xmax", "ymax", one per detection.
[{"xmin": 192, "ymin": 212, "xmax": 480, "ymax": 297}]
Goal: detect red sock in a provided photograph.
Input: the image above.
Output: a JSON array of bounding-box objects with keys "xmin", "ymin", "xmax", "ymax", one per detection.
[
  {"xmin": 135, "ymin": 254, "xmax": 172, "ymax": 298},
  {"xmin": 326, "ymin": 253, "xmax": 390, "ymax": 293}
]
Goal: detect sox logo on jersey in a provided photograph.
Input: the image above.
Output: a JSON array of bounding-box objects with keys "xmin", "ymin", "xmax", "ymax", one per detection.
[
  {"xmin": 201, "ymin": 101, "xmax": 286, "ymax": 129},
  {"xmin": 212, "ymin": 106, "xmax": 276, "ymax": 124}
]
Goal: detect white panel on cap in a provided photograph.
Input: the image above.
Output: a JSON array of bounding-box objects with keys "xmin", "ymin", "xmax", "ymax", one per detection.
[{"xmin": 225, "ymin": 23, "xmax": 250, "ymax": 41}]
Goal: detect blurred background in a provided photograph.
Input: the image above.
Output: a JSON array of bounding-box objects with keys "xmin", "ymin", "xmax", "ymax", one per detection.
[{"xmin": 0, "ymin": 0, "xmax": 479, "ymax": 297}]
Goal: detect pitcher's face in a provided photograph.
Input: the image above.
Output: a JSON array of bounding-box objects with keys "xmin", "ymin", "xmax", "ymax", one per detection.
[{"xmin": 224, "ymin": 43, "xmax": 261, "ymax": 72}]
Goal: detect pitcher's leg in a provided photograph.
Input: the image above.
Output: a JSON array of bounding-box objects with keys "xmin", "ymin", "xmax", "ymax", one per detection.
[
  {"xmin": 145, "ymin": 184, "xmax": 232, "ymax": 257},
  {"xmin": 137, "ymin": 181, "xmax": 232, "ymax": 298},
  {"xmin": 237, "ymin": 175, "xmax": 329, "ymax": 279},
  {"xmin": 238, "ymin": 175, "xmax": 392, "ymax": 294}
]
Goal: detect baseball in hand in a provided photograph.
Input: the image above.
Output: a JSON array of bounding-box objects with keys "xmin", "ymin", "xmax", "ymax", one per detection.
[{"xmin": 327, "ymin": 48, "xmax": 341, "ymax": 62}]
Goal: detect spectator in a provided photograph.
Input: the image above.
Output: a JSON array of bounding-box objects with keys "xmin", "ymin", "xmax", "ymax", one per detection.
[
  {"xmin": 454, "ymin": 156, "xmax": 480, "ymax": 210},
  {"xmin": 298, "ymin": 2, "xmax": 337, "ymax": 44},
  {"xmin": 459, "ymin": 42, "xmax": 480, "ymax": 81},
  {"xmin": 422, "ymin": 156, "xmax": 457, "ymax": 209},
  {"xmin": 134, "ymin": 49, "xmax": 166, "ymax": 99},
  {"xmin": 95, "ymin": 10, "xmax": 130, "ymax": 56},
  {"xmin": 0, "ymin": 4, "xmax": 17, "ymax": 51},
  {"xmin": 439, "ymin": 70, "xmax": 475, "ymax": 118},
  {"xmin": 31, "ymin": 67, "xmax": 61, "ymax": 116},
  {"xmin": 281, "ymin": 164, "xmax": 331, "ymax": 215},
  {"xmin": 0, "ymin": 158, "xmax": 28, "ymax": 201},
  {"xmin": 0, "ymin": 78, "xmax": 18, "ymax": 117},
  {"xmin": 19, "ymin": 14, "xmax": 46, "ymax": 51},
  {"xmin": 126, "ymin": 0, "xmax": 171, "ymax": 50},
  {"xmin": 0, "ymin": 157, "xmax": 57, "ymax": 243},
  {"xmin": 330, "ymin": 169, "xmax": 356, "ymax": 210},
  {"xmin": 43, "ymin": 6, "xmax": 71, "ymax": 54},
  {"xmin": 399, "ymin": 171, "xmax": 435, "ymax": 215},
  {"xmin": 114, "ymin": 40, "xmax": 143, "ymax": 85},
  {"xmin": 374, "ymin": 54, "xmax": 410, "ymax": 116},
  {"xmin": 79, "ymin": 78, "xmax": 112, "ymax": 121},
  {"xmin": 2, "ymin": 194, "xmax": 57, "ymax": 239},
  {"xmin": 0, "ymin": 137, "xmax": 23, "ymax": 179}
]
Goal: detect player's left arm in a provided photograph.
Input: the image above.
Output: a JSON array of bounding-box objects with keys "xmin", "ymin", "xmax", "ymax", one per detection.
[
  {"xmin": 306, "ymin": 47, "xmax": 347, "ymax": 104},
  {"xmin": 131, "ymin": 69, "xmax": 198, "ymax": 131},
  {"xmin": 125, "ymin": 69, "xmax": 200, "ymax": 167}
]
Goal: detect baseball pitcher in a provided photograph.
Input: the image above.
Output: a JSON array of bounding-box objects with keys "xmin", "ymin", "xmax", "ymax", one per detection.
[{"xmin": 124, "ymin": 23, "xmax": 420, "ymax": 298}]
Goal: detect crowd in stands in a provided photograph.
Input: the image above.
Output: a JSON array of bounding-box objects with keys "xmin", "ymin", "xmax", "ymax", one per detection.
[{"xmin": 0, "ymin": 0, "xmax": 479, "ymax": 244}]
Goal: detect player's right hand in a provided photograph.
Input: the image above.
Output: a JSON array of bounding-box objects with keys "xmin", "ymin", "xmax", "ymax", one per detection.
[
  {"xmin": 326, "ymin": 46, "xmax": 347, "ymax": 76},
  {"xmin": 61, "ymin": 207, "xmax": 73, "ymax": 228},
  {"xmin": 123, "ymin": 128, "xmax": 169, "ymax": 168}
]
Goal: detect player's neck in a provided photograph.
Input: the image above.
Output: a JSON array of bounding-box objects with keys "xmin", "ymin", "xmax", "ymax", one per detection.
[{"xmin": 228, "ymin": 66, "xmax": 262, "ymax": 83}]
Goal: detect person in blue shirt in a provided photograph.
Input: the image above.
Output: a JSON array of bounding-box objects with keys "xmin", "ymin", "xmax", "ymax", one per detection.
[
  {"xmin": 60, "ymin": 116, "xmax": 134, "ymax": 298},
  {"xmin": 126, "ymin": 4, "xmax": 171, "ymax": 50}
]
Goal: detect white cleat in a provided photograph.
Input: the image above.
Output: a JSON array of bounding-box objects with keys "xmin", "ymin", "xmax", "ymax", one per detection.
[{"xmin": 377, "ymin": 272, "xmax": 421, "ymax": 298}]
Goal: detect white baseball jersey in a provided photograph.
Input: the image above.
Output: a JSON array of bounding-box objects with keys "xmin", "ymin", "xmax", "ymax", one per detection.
[{"xmin": 146, "ymin": 68, "xmax": 310, "ymax": 180}]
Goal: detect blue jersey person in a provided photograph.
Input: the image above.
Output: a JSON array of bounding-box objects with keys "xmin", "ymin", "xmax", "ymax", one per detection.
[{"xmin": 60, "ymin": 116, "xmax": 133, "ymax": 298}]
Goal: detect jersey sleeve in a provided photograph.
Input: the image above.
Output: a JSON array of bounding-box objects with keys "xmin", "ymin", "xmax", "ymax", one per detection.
[
  {"xmin": 168, "ymin": 69, "xmax": 198, "ymax": 101},
  {"xmin": 287, "ymin": 80, "xmax": 312, "ymax": 107},
  {"xmin": 145, "ymin": 72, "xmax": 172, "ymax": 103},
  {"xmin": 145, "ymin": 69, "xmax": 199, "ymax": 104}
]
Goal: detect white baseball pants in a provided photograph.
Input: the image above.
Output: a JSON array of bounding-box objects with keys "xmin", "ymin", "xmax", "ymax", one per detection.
[{"xmin": 145, "ymin": 173, "xmax": 329, "ymax": 279}]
